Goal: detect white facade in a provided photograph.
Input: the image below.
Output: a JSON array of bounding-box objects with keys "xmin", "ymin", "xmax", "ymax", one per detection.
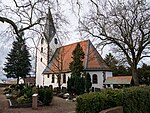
[
  {"xmin": 88, "ymin": 71, "xmax": 112, "ymax": 89},
  {"xmin": 43, "ymin": 71, "xmax": 112, "ymax": 90},
  {"xmin": 36, "ymin": 36, "xmax": 60, "ymax": 86},
  {"xmin": 44, "ymin": 73, "xmax": 71, "ymax": 88}
]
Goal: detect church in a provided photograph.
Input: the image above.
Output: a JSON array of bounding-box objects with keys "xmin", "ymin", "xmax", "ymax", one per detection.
[{"xmin": 35, "ymin": 8, "xmax": 112, "ymax": 91}]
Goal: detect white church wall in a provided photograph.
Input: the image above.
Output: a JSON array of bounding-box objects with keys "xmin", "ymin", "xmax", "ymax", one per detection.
[
  {"xmin": 36, "ymin": 37, "xmax": 47, "ymax": 86},
  {"xmin": 36, "ymin": 35, "xmax": 61, "ymax": 86},
  {"xmin": 43, "ymin": 72, "xmax": 71, "ymax": 88},
  {"xmin": 88, "ymin": 71, "xmax": 104, "ymax": 89},
  {"xmin": 43, "ymin": 71, "xmax": 112, "ymax": 90},
  {"xmin": 61, "ymin": 73, "xmax": 71, "ymax": 88},
  {"xmin": 88, "ymin": 71, "xmax": 112, "ymax": 89},
  {"xmin": 43, "ymin": 74, "xmax": 52, "ymax": 86}
]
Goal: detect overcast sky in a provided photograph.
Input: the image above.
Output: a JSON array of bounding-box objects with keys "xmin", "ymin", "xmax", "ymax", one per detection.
[
  {"xmin": 0, "ymin": 0, "xmax": 150, "ymax": 79},
  {"xmin": 0, "ymin": 0, "xmax": 88, "ymax": 79}
]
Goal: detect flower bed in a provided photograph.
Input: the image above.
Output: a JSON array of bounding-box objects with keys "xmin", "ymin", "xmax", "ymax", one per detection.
[
  {"xmin": 8, "ymin": 99, "xmax": 32, "ymax": 108},
  {"xmin": 5, "ymin": 84, "xmax": 53, "ymax": 107}
]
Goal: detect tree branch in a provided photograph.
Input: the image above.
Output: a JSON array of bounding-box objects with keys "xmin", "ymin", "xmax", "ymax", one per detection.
[{"xmin": 0, "ymin": 16, "xmax": 19, "ymax": 36}]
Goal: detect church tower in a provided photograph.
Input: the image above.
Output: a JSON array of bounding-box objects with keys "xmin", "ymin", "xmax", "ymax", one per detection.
[{"xmin": 36, "ymin": 8, "xmax": 61, "ymax": 86}]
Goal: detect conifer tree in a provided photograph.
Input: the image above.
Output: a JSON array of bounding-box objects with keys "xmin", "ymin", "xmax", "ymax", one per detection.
[
  {"xmin": 85, "ymin": 73, "xmax": 92, "ymax": 93},
  {"xmin": 67, "ymin": 76, "xmax": 75, "ymax": 95},
  {"xmin": 68, "ymin": 43, "xmax": 85, "ymax": 95},
  {"xmin": 3, "ymin": 32, "xmax": 31, "ymax": 84},
  {"xmin": 69, "ymin": 43, "xmax": 85, "ymax": 77}
]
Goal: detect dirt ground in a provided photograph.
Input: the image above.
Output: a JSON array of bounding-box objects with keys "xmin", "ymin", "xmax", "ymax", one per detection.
[{"xmin": 0, "ymin": 88, "xmax": 76, "ymax": 113}]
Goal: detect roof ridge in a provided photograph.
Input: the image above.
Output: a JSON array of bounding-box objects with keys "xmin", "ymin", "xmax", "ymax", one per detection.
[
  {"xmin": 59, "ymin": 39, "xmax": 89, "ymax": 49},
  {"xmin": 90, "ymin": 42, "xmax": 108, "ymax": 70},
  {"xmin": 84, "ymin": 40, "xmax": 90, "ymax": 69}
]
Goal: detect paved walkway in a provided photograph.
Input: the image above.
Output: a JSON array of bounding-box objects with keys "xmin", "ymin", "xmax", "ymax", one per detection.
[
  {"xmin": 0, "ymin": 88, "xmax": 76, "ymax": 113},
  {"xmin": 0, "ymin": 88, "xmax": 9, "ymax": 113}
]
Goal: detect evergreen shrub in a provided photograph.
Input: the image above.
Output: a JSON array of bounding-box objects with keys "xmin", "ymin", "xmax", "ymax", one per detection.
[
  {"xmin": 38, "ymin": 87, "xmax": 53, "ymax": 105},
  {"xmin": 76, "ymin": 86, "xmax": 150, "ymax": 113}
]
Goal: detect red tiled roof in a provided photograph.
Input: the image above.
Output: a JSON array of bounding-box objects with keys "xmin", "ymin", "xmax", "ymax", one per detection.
[
  {"xmin": 104, "ymin": 76, "xmax": 132, "ymax": 85},
  {"xmin": 43, "ymin": 40, "xmax": 110, "ymax": 74}
]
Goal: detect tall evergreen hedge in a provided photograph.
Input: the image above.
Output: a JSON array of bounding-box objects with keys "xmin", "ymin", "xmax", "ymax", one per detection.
[{"xmin": 76, "ymin": 86, "xmax": 150, "ymax": 113}]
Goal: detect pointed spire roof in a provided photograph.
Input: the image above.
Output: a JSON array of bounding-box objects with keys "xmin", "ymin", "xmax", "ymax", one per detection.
[
  {"xmin": 43, "ymin": 40, "xmax": 111, "ymax": 74},
  {"xmin": 43, "ymin": 7, "xmax": 56, "ymax": 44}
]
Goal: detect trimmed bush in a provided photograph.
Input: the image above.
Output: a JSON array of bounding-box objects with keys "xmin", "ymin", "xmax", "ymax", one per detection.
[
  {"xmin": 38, "ymin": 87, "xmax": 53, "ymax": 105},
  {"xmin": 16, "ymin": 95, "xmax": 31, "ymax": 104},
  {"xmin": 76, "ymin": 86, "xmax": 150, "ymax": 113},
  {"xmin": 123, "ymin": 86, "xmax": 150, "ymax": 113}
]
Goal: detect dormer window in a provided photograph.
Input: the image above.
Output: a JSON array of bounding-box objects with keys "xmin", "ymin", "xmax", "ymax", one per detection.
[
  {"xmin": 41, "ymin": 38, "xmax": 44, "ymax": 44},
  {"xmin": 54, "ymin": 38, "xmax": 58, "ymax": 44}
]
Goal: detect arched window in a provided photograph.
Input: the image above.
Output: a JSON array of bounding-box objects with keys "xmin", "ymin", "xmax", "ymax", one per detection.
[
  {"xmin": 52, "ymin": 74, "xmax": 55, "ymax": 83},
  {"xmin": 41, "ymin": 38, "xmax": 44, "ymax": 44},
  {"xmin": 92, "ymin": 74, "xmax": 98, "ymax": 84},
  {"xmin": 40, "ymin": 58, "xmax": 42, "ymax": 62},
  {"xmin": 41, "ymin": 47, "xmax": 43, "ymax": 53},
  {"xmin": 63, "ymin": 73, "xmax": 66, "ymax": 83}
]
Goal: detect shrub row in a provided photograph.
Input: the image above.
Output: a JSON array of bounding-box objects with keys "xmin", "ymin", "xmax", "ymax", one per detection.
[
  {"xmin": 76, "ymin": 86, "xmax": 150, "ymax": 113},
  {"xmin": 4, "ymin": 84, "xmax": 53, "ymax": 106}
]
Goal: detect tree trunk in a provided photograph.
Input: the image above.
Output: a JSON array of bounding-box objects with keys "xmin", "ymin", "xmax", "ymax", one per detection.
[
  {"xmin": 23, "ymin": 77, "xmax": 25, "ymax": 85},
  {"xmin": 17, "ymin": 77, "xmax": 19, "ymax": 85},
  {"xmin": 132, "ymin": 67, "xmax": 139, "ymax": 86},
  {"xmin": 58, "ymin": 74, "xmax": 61, "ymax": 93}
]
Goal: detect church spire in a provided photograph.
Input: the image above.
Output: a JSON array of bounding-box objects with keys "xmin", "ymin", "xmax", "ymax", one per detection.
[{"xmin": 43, "ymin": 7, "xmax": 56, "ymax": 44}]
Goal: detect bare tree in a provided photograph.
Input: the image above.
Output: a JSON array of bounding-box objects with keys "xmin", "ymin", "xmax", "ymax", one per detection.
[
  {"xmin": 78, "ymin": 0, "xmax": 150, "ymax": 85},
  {"xmin": 0, "ymin": 0, "xmax": 69, "ymax": 77},
  {"xmin": 0, "ymin": 0, "xmax": 68, "ymax": 43},
  {"xmin": 42, "ymin": 46, "xmax": 66, "ymax": 92}
]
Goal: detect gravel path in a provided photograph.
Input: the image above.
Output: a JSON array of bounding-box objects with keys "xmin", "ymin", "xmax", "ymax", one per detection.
[{"xmin": 0, "ymin": 88, "xmax": 76, "ymax": 113}]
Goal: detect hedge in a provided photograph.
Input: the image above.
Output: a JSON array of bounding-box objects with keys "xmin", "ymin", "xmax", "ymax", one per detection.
[{"xmin": 76, "ymin": 86, "xmax": 150, "ymax": 113}]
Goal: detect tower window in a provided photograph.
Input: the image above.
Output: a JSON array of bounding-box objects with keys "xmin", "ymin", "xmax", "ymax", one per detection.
[
  {"xmin": 41, "ymin": 47, "xmax": 43, "ymax": 53},
  {"xmin": 40, "ymin": 58, "xmax": 42, "ymax": 62},
  {"xmin": 41, "ymin": 38, "xmax": 44, "ymax": 44},
  {"xmin": 54, "ymin": 38, "xmax": 58, "ymax": 44},
  {"xmin": 92, "ymin": 74, "xmax": 98, "ymax": 84}
]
